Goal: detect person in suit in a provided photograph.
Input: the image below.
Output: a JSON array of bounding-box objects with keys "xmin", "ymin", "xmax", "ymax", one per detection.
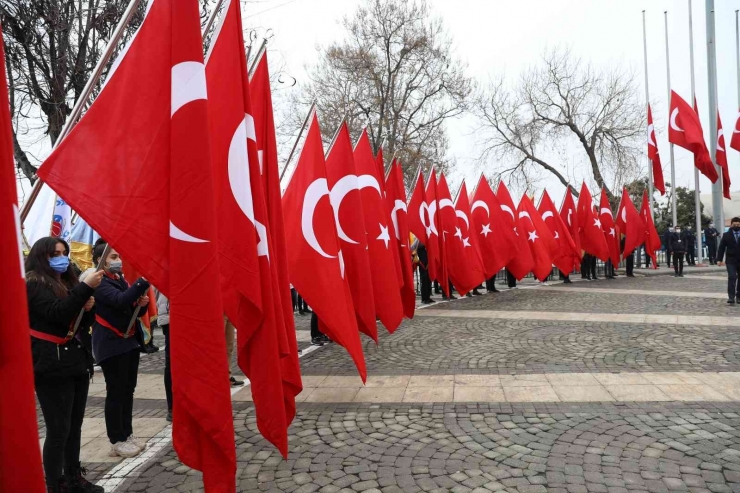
[
  {"xmin": 620, "ymin": 237, "xmax": 635, "ymax": 277},
  {"xmin": 718, "ymin": 217, "xmax": 740, "ymax": 304},
  {"xmin": 705, "ymin": 222, "xmax": 720, "ymax": 265},
  {"xmin": 663, "ymin": 226, "xmax": 673, "ymax": 269},
  {"xmin": 669, "ymin": 226, "xmax": 687, "ymax": 277},
  {"xmin": 685, "ymin": 225, "xmax": 696, "ymax": 266},
  {"xmin": 581, "ymin": 253, "xmax": 592, "ymax": 280},
  {"xmin": 485, "ymin": 275, "xmax": 499, "ymax": 292},
  {"xmin": 416, "ymin": 243, "xmax": 434, "ymax": 304},
  {"xmin": 506, "ymin": 268, "xmax": 517, "ymax": 289}
]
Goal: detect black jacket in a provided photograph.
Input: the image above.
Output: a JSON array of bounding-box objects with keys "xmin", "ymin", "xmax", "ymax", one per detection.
[
  {"xmin": 684, "ymin": 230, "xmax": 696, "ymax": 248},
  {"xmin": 668, "ymin": 232, "xmax": 687, "ymax": 253},
  {"xmin": 705, "ymin": 227, "xmax": 720, "ymax": 247},
  {"xmin": 417, "ymin": 243, "xmax": 428, "ymax": 268},
  {"xmin": 663, "ymin": 229, "xmax": 673, "ymax": 252},
  {"xmin": 26, "ymin": 275, "xmax": 95, "ymax": 380},
  {"xmin": 717, "ymin": 230, "xmax": 740, "ymax": 265}
]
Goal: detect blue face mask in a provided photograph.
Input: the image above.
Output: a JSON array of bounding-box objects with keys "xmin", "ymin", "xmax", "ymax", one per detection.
[{"xmin": 49, "ymin": 255, "xmax": 70, "ymax": 274}]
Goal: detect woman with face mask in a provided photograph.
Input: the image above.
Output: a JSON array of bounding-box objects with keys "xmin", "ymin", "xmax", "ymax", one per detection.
[
  {"xmin": 26, "ymin": 237, "xmax": 105, "ymax": 493},
  {"xmin": 90, "ymin": 239, "xmax": 150, "ymax": 459}
]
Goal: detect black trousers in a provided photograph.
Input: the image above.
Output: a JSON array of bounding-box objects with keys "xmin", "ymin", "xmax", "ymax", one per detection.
[
  {"xmin": 420, "ymin": 266, "xmax": 432, "ymax": 301},
  {"xmin": 686, "ymin": 246, "xmax": 696, "ymax": 265},
  {"xmin": 99, "ymin": 349, "xmax": 140, "ymax": 444},
  {"xmin": 36, "ymin": 374, "xmax": 89, "ymax": 486},
  {"xmin": 506, "ymin": 269, "xmax": 516, "ymax": 288},
  {"xmin": 708, "ymin": 243, "xmax": 717, "ymax": 264},
  {"xmin": 673, "ymin": 252, "xmax": 685, "ymax": 275},
  {"xmin": 310, "ymin": 312, "xmax": 324, "ymax": 339},
  {"xmin": 162, "ymin": 324, "xmax": 172, "ymax": 412},
  {"xmin": 580, "ymin": 255, "xmax": 590, "ymax": 278},
  {"xmin": 727, "ymin": 264, "xmax": 740, "ymax": 300},
  {"xmin": 666, "ymin": 250, "xmax": 672, "ymax": 268},
  {"xmin": 605, "ymin": 260, "xmax": 615, "ymax": 277},
  {"xmin": 626, "ymin": 253, "xmax": 634, "ymax": 275},
  {"xmin": 485, "ymin": 276, "xmax": 496, "ymax": 291},
  {"xmin": 296, "ymin": 294, "xmax": 308, "ymax": 313}
]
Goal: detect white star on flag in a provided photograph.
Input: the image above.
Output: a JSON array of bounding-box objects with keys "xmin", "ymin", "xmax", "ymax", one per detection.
[
  {"xmin": 554, "ymin": 231, "xmax": 559, "ymax": 239},
  {"xmin": 454, "ymin": 226, "xmax": 463, "ymax": 240},
  {"xmin": 481, "ymin": 223, "xmax": 492, "ymax": 237},
  {"xmin": 377, "ymin": 223, "xmax": 390, "ymax": 248},
  {"xmin": 609, "ymin": 227, "xmax": 615, "ymax": 236},
  {"xmin": 463, "ymin": 237, "xmax": 471, "ymax": 247},
  {"xmin": 513, "ymin": 226, "xmax": 519, "ymax": 236},
  {"xmin": 594, "ymin": 218, "xmax": 602, "ymax": 229},
  {"xmin": 528, "ymin": 230, "xmax": 538, "ymax": 242}
]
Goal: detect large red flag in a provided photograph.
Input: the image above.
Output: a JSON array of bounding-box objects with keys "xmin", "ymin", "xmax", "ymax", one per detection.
[
  {"xmin": 577, "ymin": 183, "xmax": 610, "ymax": 262},
  {"xmin": 454, "ymin": 182, "xmax": 487, "ymax": 289},
  {"xmin": 496, "ymin": 182, "xmax": 534, "ymax": 280},
  {"xmin": 0, "ymin": 21, "xmax": 45, "ymax": 493},
  {"xmin": 250, "ymin": 52, "xmax": 302, "ymax": 428},
  {"xmin": 206, "ymin": 0, "xmax": 290, "ymax": 456},
  {"xmin": 386, "ymin": 160, "xmax": 416, "ymax": 318},
  {"xmin": 425, "ymin": 171, "xmax": 450, "ymax": 296},
  {"xmin": 538, "ymin": 191, "xmax": 579, "ymax": 274},
  {"xmin": 376, "ymin": 149, "xmax": 403, "ymax": 290},
  {"xmin": 598, "ymin": 189, "xmax": 620, "ymax": 266},
  {"xmin": 668, "ymin": 91, "xmax": 718, "ymax": 182},
  {"xmin": 325, "ymin": 123, "xmax": 378, "ymax": 341},
  {"xmin": 471, "ymin": 175, "xmax": 517, "ymax": 277},
  {"xmin": 518, "ymin": 194, "xmax": 556, "ymax": 281},
  {"xmin": 354, "ymin": 130, "xmax": 404, "ymax": 333},
  {"xmin": 407, "ymin": 169, "xmax": 437, "ymax": 281},
  {"xmin": 640, "ymin": 190, "xmax": 661, "ymax": 267},
  {"xmin": 283, "ymin": 114, "xmax": 366, "ymax": 380},
  {"xmin": 731, "ymin": 109, "xmax": 740, "ymax": 152},
  {"xmin": 717, "ymin": 112, "xmax": 731, "ymax": 200},
  {"xmin": 560, "ymin": 190, "xmax": 582, "ymax": 260},
  {"xmin": 37, "ymin": 1, "xmax": 237, "ymax": 489},
  {"xmin": 647, "ymin": 104, "xmax": 666, "ymax": 195},
  {"xmin": 617, "ymin": 187, "xmax": 646, "ymax": 258}
]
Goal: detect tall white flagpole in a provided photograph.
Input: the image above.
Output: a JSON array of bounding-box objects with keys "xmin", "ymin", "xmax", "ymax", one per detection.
[
  {"xmin": 642, "ymin": 10, "xmax": 656, "ymax": 219},
  {"xmin": 664, "ymin": 11, "xmax": 679, "ymax": 228},
  {"xmin": 688, "ymin": 0, "xmax": 704, "ymax": 265}
]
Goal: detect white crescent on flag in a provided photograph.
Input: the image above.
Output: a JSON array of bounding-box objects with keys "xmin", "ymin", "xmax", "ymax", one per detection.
[
  {"xmin": 670, "ymin": 107, "xmax": 684, "ymax": 133},
  {"xmin": 329, "ymin": 174, "xmax": 361, "ymax": 245},
  {"xmin": 302, "ymin": 178, "xmax": 335, "ymax": 258}
]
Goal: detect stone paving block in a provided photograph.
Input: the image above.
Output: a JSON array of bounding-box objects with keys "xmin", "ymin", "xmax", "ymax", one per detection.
[{"xmin": 503, "ymin": 386, "xmax": 560, "ymax": 402}]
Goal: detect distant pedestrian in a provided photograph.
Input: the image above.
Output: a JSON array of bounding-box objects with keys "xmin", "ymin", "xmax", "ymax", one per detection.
[
  {"xmin": 705, "ymin": 222, "xmax": 720, "ymax": 265},
  {"xmin": 506, "ymin": 268, "xmax": 517, "ymax": 289},
  {"xmin": 663, "ymin": 226, "xmax": 673, "ymax": 268},
  {"xmin": 485, "ymin": 275, "xmax": 499, "ymax": 292},
  {"xmin": 685, "ymin": 225, "xmax": 696, "ymax": 266},
  {"xmin": 717, "ymin": 217, "xmax": 740, "ymax": 304},
  {"xmin": 669, "ymin": 226, "xmax": 686, "ymax": 277},
  {"xmin": 416, "ymin": 243, "xmax": 434, "ymax": 304}
]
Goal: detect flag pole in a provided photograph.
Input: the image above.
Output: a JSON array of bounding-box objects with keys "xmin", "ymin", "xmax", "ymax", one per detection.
[
  {"xmin": 71, "ymin": 244, "xmax": 111, "ymax": 333},
  {"xmin": 642, "ymin": 10, "xmax": 656, "ymax": 220},
  {"xmin": 707, "ymin": 1, "xmax": 723, "ymax": 231},
  {"xmin": 664, "ymin": 11, "xmax": 679, "ymax": 229},
  {"xmin": 324, "ymin": 116, "xmax": 347, "ymax": 160},
  {"xmin": 248, "ymin": 38, "xmax": 268, "ymax": 77},
  {"xmin": 202, "ymin": 0, "xmax": 227, "ymax": 41},
  {"xmin": 280, "ymin": 102, "xmax": 316, "ymax": 181},
  {"xmin": 20, "ymin": 0, "xmax": 144, "ymax": 225},
  {"xmin": 687, "ymin": 0, "xmax": 704, "ymax": 265}
]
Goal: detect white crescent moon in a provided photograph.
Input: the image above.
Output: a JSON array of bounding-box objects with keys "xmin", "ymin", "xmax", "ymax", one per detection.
[
  {"xmin": 357, "ymin": 174, "xmax": 381, "ymax": 194},
  {"xmin": 302, "ymin": 178, "xmax": 335, "ymax": 258},
  {"xmin": 541, "ymin": 211, "xmax": 553, "ymax": 220},
  {"xmin": 455, "ymin": 210, "xmax": 469, "ymax": 229},
  {"xmin": 718, "ymin": 128, "xmax": 725, "ymax": 152},
  {"xmin": 670, "ymin": 107, "xmax": 684, "ymax": 132},
  {"xmin": 420, "ymin": 202, "xmax": 438, "ymax": 236},
  {"xmin": 439, "ymin": 198, "xmax": 455, "ymax": 210},
  {"xmin": 567, "ymin": 209, "xmax": 572, "ymax": 226},
  {"xmin": 501, "ymin": 204, "xmax": 515, "ymax": 221},
  {"xmin": 518, "ymin": 210, "xmax": 531, "ymax": 222},
  {"xmin": 391, "ymin": 199, "xmax": 407, "ymax": 241},
  {"xmin": 621, "ymin": 206, "xmax": 627, "ymax": 223},
  {"xmin": 170, "ymin": 221, "xmax": 208, "ymax": 243},
  {"xmin": 329, "ymin": 174, "xmax": 360, "ymax": 245},
  {"xmin": 600, "ymin": 207, "xmax": 612, "ymax": 217},
  {"xmin": 647, "ymin": 123, "xmax": 656, "ymax": 147},
  {"xmin": 471, "ymin": 200, "xmax": 490, "ymax": 217}
]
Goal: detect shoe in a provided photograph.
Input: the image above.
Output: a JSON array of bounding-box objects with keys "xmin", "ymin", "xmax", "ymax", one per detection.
[
  {"xmin": 472, "ymin": 289, "xmax": 482, "ymax": 296},
  {"xmin": 166, "ymin": 410, "xmax": 172, "ymax": 422},
  {"xmin": 679, "ymin": 274, "xmax": 684, "ymax": 277},
  {"xmin": 563, "ymin": 279, "xmax": 573, "ymax": 284},
  {"xmin": 319, "ymin": 335, "xmax": 331, "ymax": 343},
  {"xmin": 48, "ymin": 478, "xmax": 70, "ymax": 493},
  {"xmin": 592, "ymin": 277, "xmax": 599, "ymax": 281},
  {"xmin": 421, "ymin": 299, "xmax": 435, "ymax": 305},
  {"xmin": 149, "ymin": 344, "xmax": 160, "ymax": 352},
  {"xmin": 466, "ymin": 292, "xmax": 473, "ymax": 298},
  {"xmin": 487, "ymin": 288, "xmax": 499, "ymax": 293},
  {"xmin": 66, "ymin": 462, "xmax": 103, "ymax": 493},
  {"xmin": 110, "ymin": 440, "xmax": 141, "ymax": 458},
  {"xmin": 127, "ymin": 435, "xmax": 146, "ymax": 452},
  {"xmin": 304, "ymin": 309, "xmax": 313, "ymax": 314},
  {"xmin": 298, "ymin": 310, "xmax": 306, "ymax": 316},
  {"xmin": 311, "ymin": 337, "xmax": 325, "ymax": 346},
  {"xmin": 728, "ymin": 299, "xmax": 736, "ymax": 304},
  {"xmin": 448, "ymin": 295, "xmax": 457, "ymax": 299},
  {"xmin": 627, "ymin": 274, "xmax": 635, "ymax": 278},
  {"xmin": 230, "ymin": 376, "xmax": 245, "ymax": 387}
]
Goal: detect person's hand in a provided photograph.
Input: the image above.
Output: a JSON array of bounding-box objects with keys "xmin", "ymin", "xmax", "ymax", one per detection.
[
  {"xmin": 718, "ymin": 261, "xmax": 725, "ymax": 266},
  {"xmin": 137, "ymin": 295, "xmax": 149, "ymax": 307},
  {"xmin": 83, "ymin": 297, "xmax": 95, "ymax": 312},
  {"xmin": 84, "ymin": 270, "xmax": 105, "ymax": 289}
]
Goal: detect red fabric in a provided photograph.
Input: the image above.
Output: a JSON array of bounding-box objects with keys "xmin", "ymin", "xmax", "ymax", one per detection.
[
  {"xmin": 0, "ymin": 25, "xmax": 45, "ymax": 490},
  {"xmin": 375, "ymin": 149, "xmax": 403, "ymax": 291},
  {"xmin": 538, "ymin": 191, "xmax": 579, "ymax": 274},
  {"xmin": 282, "ymin": 114, "xmax": 367, "ymax": 381},
  {"xmin": 453, "ymin": 183, "xmax": 486, "ymax": 292},
  {"xmin": 37, "ymin": 1, "xmax": 237, "ymax": 489},
  {"xmin": 598, "ymin": 189, "xmax": 620, "ymax": 266},
  {"xmin": 731, "ymin": 109, "xmax": 740, "ymax": 152},
  {"xmin": 517, "ymin": 194, "xmax": 556, "ymax": 281},
  {"xmin": 385, "ymin": 160, "xmax": 416, "ymax": 319},
  {"xmin": 640, "ymin": 190, "xmax": 661, "ymax": 268},
  {"xmin": 425, "ymin": 172, "xmax": 449, "ymax": 296},
  {"xmin": 406, "ymin": 170, "xmax": 435, "ymax": 279},
  {"xmin": 668, "ymin": 91, "xmax": 718, "ymax": 183},
  {"xmin": 577, "ymin": 183, "xmax": 610, "ymax": 262},
  {"xmin": 470, "ymin": 176, "xmax": 517, "ymax": 278},
  {"xmin": 250, "ymin": 53, "xmax": 302, "ymax": 427},
  {"xmin": 353, "ymin": 130, "xmax": 404, "ymax": 333},
  {"xmin": 325, "ymin": 123, "xmax": 378, "ymax": 341},
  {"xmin": 560, "ymin": 191, "xmax": 582, "ymax": 261},
  {"xmin": 207, "ymin": 0, "xmax": 290, "ymax": 457},
  {"xmin": 616, "ymin": 187, "xmax": 646, "ymax": 258},
  {"xmin": 496, "ymin": 182, "xmax": 534, "ymax": 280},
  {"xmin": 717, "ymin": 112, "xmax": 731, "ymax": 200},
  {"xmin": 647, "ymin": 104, "xmax": 666, "ymax": 195}
]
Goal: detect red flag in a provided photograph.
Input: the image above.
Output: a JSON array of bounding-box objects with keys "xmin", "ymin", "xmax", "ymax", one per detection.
[
  {"xmin": 206, "ymin": 0, "xmax": 290, "ymax": 456},
  {"xmin": 647, "ymin": 104, "xmax": 666, "ymax": 195},
  {"xmin": 385, "ymin": 160, "xmax": 416, "ymax": 318},
  {"xmin": 37, "ymin": 1, "xmax": 237, "ymax": 489},
  {"xmin": 407, "ymin": 169, "xmax": 437, "ymax": 281},
  {"xmin": 717, "ymin": 112, "xmax": 731, "ymax": 200},
  {"xmin": 617, "ymin": 187, "xmax": 646, "ymax": 258},
  {"xmin": 577, "ymin": 183, "xmax": 610, "ymax": 262},
  {"xmin": 425, "ymin": 171, "xmax": 449, "ymax": 296},
  {"xmin": 731, "ymin": 109, "xmax": 740, "ymax": 152},
  {"xmin": 518, "ymin": 194, "xmax": 556, "ymax": 281},
  {"xmin": 598, "ymin": 189, "xmax": 620, "ymax": 266},
  {"xmin": 0, "ymin": 20, "xmax": 45, "ymax": 492},
  {"xmin": 283, "ymin": 114, "xmax": 366, "ymax": 380},
  {"xmin": 640, "ymin": 190, "xmax": 661, "ymax": 268},
  {"xmin": 325, "ymin": 123, "xmax": 378, "ymax": 341},
  {"xmin": 454, "ymin": 182, "xmax": 487, "ymax": 289},
  {"xmin": 471, "ymin": 175, "xmax": 517, "ymax": 277},
  {"xmin": 668, "ymin": 91, "xmax": 718, "ymax": 182},
  {"xmin": 538, "ymin": 191, "xmax": 579, "ymax": 274},
  {"xmin": 496, "ymin": 182, "xmax": 534, "ymax": 280},
  {"xmin": 560, "ymin": 190, "xmax": 582, "ymax": 260},
  {"xmin": 354, "ymin": 130, "xmax": 404, "ymax": 333},
  {"xmin": 250, "ymin": 52, "xmax": 302, "ymax": 429},
  {"xmin": 375, "ymin": 148, "xmax": 403, "ymax": 291}
]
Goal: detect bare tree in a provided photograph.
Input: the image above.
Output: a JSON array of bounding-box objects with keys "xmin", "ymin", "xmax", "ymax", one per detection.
[
  {"xmin": 285, "ymin": 0, "xmax": 471, "ymax": 184},
  {"xmin": 473, "ymin": 48, "xmax": 644, "ymax": 202}
]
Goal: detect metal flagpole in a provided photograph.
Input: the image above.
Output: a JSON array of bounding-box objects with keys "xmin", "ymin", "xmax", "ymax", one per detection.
[
  {"xmin": 664, "ymin": 11, "xmax": 679, "ymax": 229},
  {"xmin": 688, "ymin": 0, "xmax": 704, "ymax": 265},
  {"xmin": 707, "ymin": 1, "xmax": 723, "ymax": 232},
  {"xmin": 280, "ymin": 102, "xmax": 316, "ymax": 181},
  {"xmin": 642, "ymin": 11, "xmax": 656, "ymax": 220},
  {"xmin": 324, "ymin": 117, "xmax": 347, "ymax": 160}
]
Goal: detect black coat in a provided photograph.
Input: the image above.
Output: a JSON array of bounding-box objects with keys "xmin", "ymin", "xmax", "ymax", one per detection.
[
  {"xmin": 668, "ymin": 232, "xmax": 687, "ymax": 253},
  {"xmin": 718, "ymin": 230, "xmax": 740, "ymax": 265},
  {"xmin": 705, "ymin": 227, "xmax": 720, "ymax": 247},
  {"xmin": 26, "ymin": 275, "xmax": 95, "ymax": 381},
  {"xmin": 417, "ymin": 243, "xmax": 428, "ymax": 268},
  {"xmin": 663, "ymin": 229, "xmax": 673, "ymax": 252},
  {"xmin": 684, "ymin": 230, "xmax": 696, "ymax": 248}
]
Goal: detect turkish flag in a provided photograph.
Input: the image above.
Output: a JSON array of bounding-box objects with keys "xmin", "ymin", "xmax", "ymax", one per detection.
[
  {"xmin": 454, "ymin": 182, "xmax": 486, "ymax": 290},
  {"xmin": 425, "ymin": 171, "xmax": 450, "ymax": 296},
  {"xmin": 560, "ymin": 191, "xmax": 582, "ymax": 262},
  {"xmin": 282, "ymin": 113, "xmax": 366, "ymax": 380},
  {"xmin": 206, "ymin": 0, "xmax": 291, "ymax": 456},
  {"xmin": 471, "ymin": 175, "xmax": 517, "ymax": 278},
  {"xmin": 668, "ymin": 91, "xmax": 718, "ymax": 183},
  {"xmin": 354, "ymin": 130, "xmax": 404, "ymax": 333},
  {"xmin": 496, "ymin": 182, "xmax": 534, "ymax": 280},
  {"xmin": 640, "ymin": 190, "xmax": 661, "ymax": 268},
  {"xmin": 407, "ymin": 169, "xmax": 436, "ymax": 279},
  {"xmin": 375, "ymin": 149, "xmax": 403, "ymax": 291},
  {"xmin": 731, "ymin": 109, "xmax": 740, "ymax": 152},
  {"xmin": 598, "ymin": 189, "xmax": 620, "ymax": 266},
  {"xmin": 518, "ymin": 194, "xmax": 556, "ymax": 281},
  {"xmin": 325, "ymin": 123, "xmax": 378, "ymax": 341},
  {"xmin": 647, "ymin": 104, "xmax": 666, "ymax": 195},
  {"xmin": 36, "ymin": 1, "xmax": 237, "ymax": 489},
  {"xmin": 717, "ymin": 112, "xmax": 731, "ymax": 200},
  {"xmin": 0, "ymin": 21, "xmax": 45, "ymax": 492},
  {"xmin": 385, "ymin": 159, "xmax": 416, "ymax": 318},
  {"xmin": 577, "ymin": 183, "xmax": 610, "ymax": 262},
  {"xmin": 250, "ymin": 52, "xmax": 302, "ymax": 429},
  {"xmin": 616, "ymin": 187, "xmax": 646, "ymax": 258},
  {"xmin": 538, "ymin": 190, "xmax": 579, "ymax": 274}
]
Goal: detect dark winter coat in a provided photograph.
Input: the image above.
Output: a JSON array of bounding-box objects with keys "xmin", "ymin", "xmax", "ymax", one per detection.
[{"xmin": 718, "ymin": 230, "xmax": 740, "ymax": 265}]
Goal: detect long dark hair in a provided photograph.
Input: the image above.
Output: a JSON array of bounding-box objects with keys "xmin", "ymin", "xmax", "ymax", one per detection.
[{"xmin": 25, "ymin": 237, "xmax": 80, "ymax": 298}]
